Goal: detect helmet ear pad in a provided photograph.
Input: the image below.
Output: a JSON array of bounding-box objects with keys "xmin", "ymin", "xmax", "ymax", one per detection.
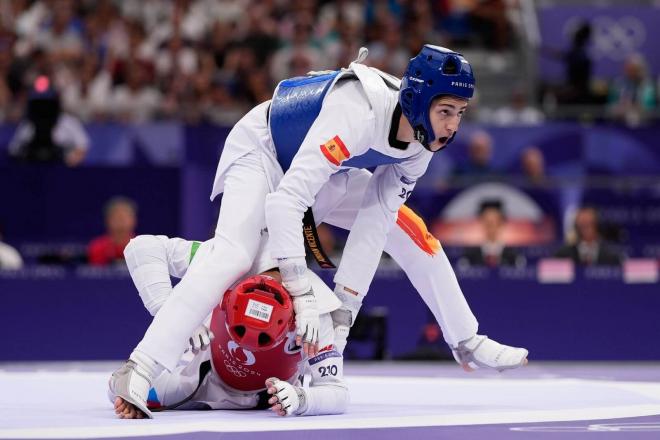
[
  {"xmin": 222, "ymin": 275, "xmax": 295, "ymax": 352},
  {"xmin": 400, "ymin": 85, "xmax": 430, "ymax": 146}
]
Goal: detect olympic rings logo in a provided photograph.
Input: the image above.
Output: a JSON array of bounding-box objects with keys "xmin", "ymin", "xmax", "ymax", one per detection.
[
  {"xmin": 223, "ymin": 359, "xmax": 247, "ymax": 378},
  {"xmin": 563, "ymin": 15, "xmax": 646, "ymax": 61}
]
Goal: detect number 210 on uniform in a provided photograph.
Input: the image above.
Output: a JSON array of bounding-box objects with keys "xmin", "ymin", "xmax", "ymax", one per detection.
[{"xmin": 318, "ymin": 365, "xmax": 338, "ymax": 376}]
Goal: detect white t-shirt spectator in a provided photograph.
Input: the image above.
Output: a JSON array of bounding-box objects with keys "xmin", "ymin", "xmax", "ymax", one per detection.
[
  {"xmin": 490, "ymin": 106, "xmax": 545, "ymax": 126},
  {"xmin": 0, "ymin": 241, "xmax": 23, "ymax": 270},
  {"xmin": 61, "ymin": 71, "xmax": 113, "ymax": 121},
  {"xmin": 154, "ymin": 46, "xmax": 198, "ymax": 77},
  {"xmin": 110, "ymin": 86, "xmax": 162, "ymax": 123}
]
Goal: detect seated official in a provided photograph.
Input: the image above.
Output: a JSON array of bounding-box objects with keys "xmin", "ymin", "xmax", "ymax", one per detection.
[
  {"xmin": 554, "ymin": 206, "xmax": 623, "ymax": 266},
  {"xmin": 460, "ymin": 200, "xmax": 524, "ymax": 268}
]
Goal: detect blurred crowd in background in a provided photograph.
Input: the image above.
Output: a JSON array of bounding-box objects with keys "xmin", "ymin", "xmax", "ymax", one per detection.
[
  {"xmin": 0, "ymin": 0, "xmax": 517, "ymax": 125},
  {"xmin": 0, "ymin": 0, "xmax": 656, "ymax": 126}
]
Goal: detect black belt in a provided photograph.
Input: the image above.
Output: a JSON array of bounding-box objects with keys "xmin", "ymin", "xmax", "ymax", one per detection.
[{"xmin": 302, "ymin": 208, "xmax": 336, "ymax": 269}]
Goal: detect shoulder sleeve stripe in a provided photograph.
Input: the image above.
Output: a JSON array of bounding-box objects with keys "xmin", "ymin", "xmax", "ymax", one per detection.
[{"xmin": 189, "ymin": 241, "xmax": 201, "ymax": 263}]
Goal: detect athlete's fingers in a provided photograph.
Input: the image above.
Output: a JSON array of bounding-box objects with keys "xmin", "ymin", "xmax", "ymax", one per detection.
[
  {"xmin": 303, "ymin": 342, "xmax": 312, "ymax": 358},
  {"xmin": 123, "ymin": 406, "xmax": 135, "ymax": 418}
]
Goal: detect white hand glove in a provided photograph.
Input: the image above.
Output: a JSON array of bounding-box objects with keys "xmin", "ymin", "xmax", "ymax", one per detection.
[
  {"xmin": 187, "ymin": 325, "xmax": 215, "ymax": 354},
  {"xmin": 278, "ymin": 258, "xmax": 320, "ymax": 356},
  {"xmin": 292, "ymin": 290, "xmax": 320, "ymax": 347},
  {"xmin": 330, "ymin": 284, "xmax": 364, "ymax": 354},
  {"xmin": 333, "ymin": 323, "xmax": 350, "ymax": 354},
  {"xmin": 330, "ymin": 308, "xmax": 351, "ymax": 354},
  {"xmin": 266, "ymin": 377, "xmax": 306, "ymax": 416}
]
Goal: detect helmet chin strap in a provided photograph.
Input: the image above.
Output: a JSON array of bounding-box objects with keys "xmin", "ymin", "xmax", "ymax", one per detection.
[
  {"xmin": 413, "ymin": 125, "xmax": 427, "ymax": 147},
  {"xmin": 415, "ymin": 126, "xmax": 458, "ymax": 152}
]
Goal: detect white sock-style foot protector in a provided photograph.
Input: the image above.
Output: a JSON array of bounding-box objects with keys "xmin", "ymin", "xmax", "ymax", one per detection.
[
  {"xmin": 452, "ymin": 335, "xmax": 528, "ymax": 372},
  {"xmin": 108, "ymin": 357, "xmax": 155, "ymax": 419}
]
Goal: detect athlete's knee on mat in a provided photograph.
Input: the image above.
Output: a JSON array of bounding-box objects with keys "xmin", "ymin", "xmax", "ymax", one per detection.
[{"xmin": 124, "ymin": 235, "xmax": 168, "ymax": 263}]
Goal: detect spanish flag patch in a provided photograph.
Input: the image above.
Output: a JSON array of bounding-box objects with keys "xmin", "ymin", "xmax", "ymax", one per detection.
[
  {"xmin": 397, "ymin": 205, "xmax": 441, "ymax": 256},
  {"xmin": 320, "ymin": 135, "xmax": 350, "ymax": 166}
]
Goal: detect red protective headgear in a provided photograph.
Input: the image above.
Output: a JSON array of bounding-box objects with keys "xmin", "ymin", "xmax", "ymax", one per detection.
[{"xmin": 221, "ymin": 275, "xmax": 294, "ymax": 352}]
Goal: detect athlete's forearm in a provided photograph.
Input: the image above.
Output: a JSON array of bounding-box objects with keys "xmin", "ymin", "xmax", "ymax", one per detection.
[
  {"xmin": 335, "ymin": 165, "xmax": 416, "ymax": 294},
  {"xmin": 301, "ymin": 382, "xmax": 349, "ymax": 415}
]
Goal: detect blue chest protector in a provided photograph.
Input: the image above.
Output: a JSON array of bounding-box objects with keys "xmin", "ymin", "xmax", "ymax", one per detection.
[
  {"xmin": 269, "ymin": 71, "xmax": 405, "ymax": 172},
  {"xmin": 270, "ymin": 71, "xmax": 340, "ymax": 172}
]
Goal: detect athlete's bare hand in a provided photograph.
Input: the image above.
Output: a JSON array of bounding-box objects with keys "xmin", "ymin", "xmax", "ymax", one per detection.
[
  {"xmin": 114, "ymin": 397, "xmax": 146, "ymax": 419},
  {"xmin": 296, "ymin": 337, "xmax": 318, "ymax": 358}
]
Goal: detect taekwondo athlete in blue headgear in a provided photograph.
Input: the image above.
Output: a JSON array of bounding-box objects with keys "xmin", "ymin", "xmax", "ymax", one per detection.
[
  {"xmin": 399, "ymin": 45, "xmax": 475, "ymax": 149},
  {"xmin": 110, "ymin": 45, "xmax": 528, "ymax": 420}
]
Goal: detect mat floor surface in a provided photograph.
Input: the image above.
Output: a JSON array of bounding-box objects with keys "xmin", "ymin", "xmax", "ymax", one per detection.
[{"xmin": 1, "ymin": 362, "xmax": 660, "ymax": 440}]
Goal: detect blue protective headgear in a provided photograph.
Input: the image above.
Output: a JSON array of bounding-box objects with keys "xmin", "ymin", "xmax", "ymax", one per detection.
[{"xmin": 399, "ymin": 45, "xmax": 475, "ymax": 150}]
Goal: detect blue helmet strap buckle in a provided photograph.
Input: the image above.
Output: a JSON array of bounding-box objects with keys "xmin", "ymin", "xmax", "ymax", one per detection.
[{"xmin": 413, "ymin": 125, "xmax": 427, "ymax": 146}]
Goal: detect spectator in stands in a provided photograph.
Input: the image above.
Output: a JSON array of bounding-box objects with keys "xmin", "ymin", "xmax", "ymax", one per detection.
[
  {"xmin": 470, "ymin": 0, "xmax": 512, "ymax": 50},
  {"xmin": 60, "ymin": 56, "xmax": 112, "ymax": 121},
  {"xmin": 519, "ymin": 146, "xmax": 547, "ymax": 187},
  {"xmin": 608, "ymin": 53, "xmax": 656, "ymax": 127},
  {"xmin": 542, "ymin": 21, "xmax": 594, "ymax": 105},
  {"xmin": 33, "ymin": 0, "xmax": 84, "ymax": 65},
  {"xmin": 437, "ymin": 0, "xmax": 473, "ymax": 47},
  {"xmin": 554, "ymin": 206, "xmax": 623, "ymax": 266},
  {"xmin": 453, "ymin": 130, "xmax": 497, "ymax": 180},
  {"xmin": 365, "ymin": 14, "xmax": 410, "ymax": 77},
  {"xmin": 460, "ymin": 200, "xmax": 523, "ymax": 268},
  {"xmin": 270, "ymin": 16, "xmax": 323, "ymax": 81},
  {"xmin": 109, "ymin": 59, "xmax": 162, "ymax": 123},
  {"xmin": 0, "ymin": 21, "xmax": 17, "ymax": 122},
  {"xmin": 8, "ymin": 75, "xmax": 89, "ymax": 166},
  {"xmin": 0, "ymin": 222, "xmax": 23, "ymax": 270},
  {"xmin": 491, "ymin": 88, "xmax": 545, "ymax": 126},
  {"xmin": 88, "ymin": 197, "xmax": 138, "ymax": 266},
  {"xmin": 562, "ymin": 21, "xmax": 593, "ymax": 104}
]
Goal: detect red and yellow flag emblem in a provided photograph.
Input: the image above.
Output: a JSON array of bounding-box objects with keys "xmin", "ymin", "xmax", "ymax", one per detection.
[
  {"xmin": 397, "ymin": 205, "xmax": 441, "ymax": 256},
  {"xmin": 320, "ymin": 135, "xmax": 350, "ymax": 166}
]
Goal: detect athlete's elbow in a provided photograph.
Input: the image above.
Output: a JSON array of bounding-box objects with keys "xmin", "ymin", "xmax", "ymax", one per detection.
[
  {"xmin": 265, "ymin": 192, "xmax": 306, "ymax": 220},
  {"xmin": 123, "ymin": 234, "xmax": 160, "ymax": 260}
]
